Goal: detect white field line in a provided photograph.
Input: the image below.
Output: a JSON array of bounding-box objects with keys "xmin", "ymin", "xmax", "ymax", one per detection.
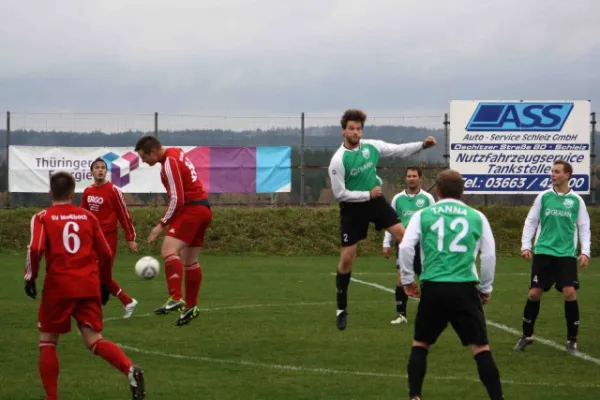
[
  {"xmin": 349, "ymin": 277, "xmax": 600, "ymax": 367},
  {"xmin": 343, "ymin": 272, "xmax": 600, "ymax": 277},
  {"xmin": 117, "ymin": 344, "xmax": 600, "ymax": 389},
  {"xmin": 104, "ymin": 300, "xmax": 386, "ymax": 322}
]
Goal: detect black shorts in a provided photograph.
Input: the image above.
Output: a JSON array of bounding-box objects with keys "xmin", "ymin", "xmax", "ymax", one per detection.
[
  {"xmin": 339, "ymin": 196, "xmax": 400, "ymax": 247},
  {"xmin": 530, "ymin": 254, "xmax": 579, "ymax": 292},
  {"xmin": 414, "ymin": 282, "xmax": 488, "ymax": 346},
  {"xmin": 395, "ymin": 242, "xmax": 422, "ymax": 276}
]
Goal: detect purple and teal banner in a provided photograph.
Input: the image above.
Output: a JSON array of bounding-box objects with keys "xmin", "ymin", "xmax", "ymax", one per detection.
[{"xmin": 187, "ymin": 146, "xmax": 291, "ymax": 193}]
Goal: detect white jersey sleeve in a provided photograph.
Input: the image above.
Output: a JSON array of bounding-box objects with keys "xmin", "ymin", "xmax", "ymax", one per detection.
[
  {"xmin": 328, "ymin": 148, "xmax": 371, "ymax": 203},
  {"xmin": 521, "ymin": 193, "xmax": 543, "ymax": 253},
  {"xmin": 399, "ymin": 210, "xmax": 423, "ymax": 285},
  {"xmin": 364, "ymin": 139, "xmax": 424, "ymax": 159},
  {"xmin": 476, "ymin": 211, "xmax": 496, "ymax": 295},
  {"xmin": 576, "ymin": 195, "xmax": 591, "ymax": 258},
  {"xmin": 424, "ymin": 190, "xmax": 436, "ymax": 205}
]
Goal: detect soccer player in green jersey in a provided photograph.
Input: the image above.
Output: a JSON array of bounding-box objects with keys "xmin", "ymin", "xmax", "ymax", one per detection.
[
  {"xmin": 328, "ymin": 109, "xmax": 436, "ymax": 330},
  {"xmin": 382, "ymin": 167, "xmax": 435, "ymax": 324},
  {"xmin": 515, "ymin": 160, "xmax": 591, "ymax": 354},
  {"xmin": 400, "ymin": 169, "xmax": 503, "ymax": 400}
]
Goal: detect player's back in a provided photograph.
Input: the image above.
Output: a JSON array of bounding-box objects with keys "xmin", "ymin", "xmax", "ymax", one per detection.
[
  {"xmin": 32, "ymin": 204, "xmax": 104, "ymax": 299},
  {"xmin": 161, "ymin": 147, "xmax": 207, "ymax": 202},
  {"xmin": 418, "ymin": 199, "xmax": 486, "ymax": 284}
]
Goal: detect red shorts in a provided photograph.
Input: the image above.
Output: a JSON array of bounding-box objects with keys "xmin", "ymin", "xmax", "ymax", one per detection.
[
  {"xmin": 38, "ymin": 297, "xmax": 103, "ymax": 334},
  {"xmin": 166, "ymin": 204, "xmax": 212, "ymax": 247}
]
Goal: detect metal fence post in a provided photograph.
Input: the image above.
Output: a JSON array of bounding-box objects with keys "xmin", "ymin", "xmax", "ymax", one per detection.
[
  {"xmin": 443, "ymin": 113, "xmax": 450, "ymax": 169},
  {"xmin": 154, "ymin": 112, "xmax": 159, "ymax": 137},
  {"xmin": 6, "ymin": 110, "xmax": 10, "ymax": 208},
  {"xmin": 591, "ymin": 111, "xmax": 597, "ymax": 205},
  {"xmin": 300, "ymin": 112, "xmax": 305, "ymax": 205}
]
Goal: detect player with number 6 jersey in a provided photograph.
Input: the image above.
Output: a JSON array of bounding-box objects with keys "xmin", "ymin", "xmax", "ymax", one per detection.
[
  {"xmin": 24, "ymin": 171, "xmax": 146, "ymax": 400},
  {"xmin": 80, "ymin": 157, "xmax": 139, "ymax": 318},
  {"xmin": 135, "ymin": 135, "xmax": 213, "ymax": 327}
]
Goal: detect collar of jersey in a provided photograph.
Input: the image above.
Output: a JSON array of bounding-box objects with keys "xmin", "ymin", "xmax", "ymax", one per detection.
[
  {"xmin": 403, "ymin": 189, "xmax": 421, "ymax": 198},
  {"xmin": 342, "ymin": 142, "xmax": 362, "ymax": 152},
  {"xmin": 552, "ymin": 187, "xmax": 572, "ymax": 196},
  {"xmin": 435, "ymin": 198, "xmax": 465, "ymax": 206}
]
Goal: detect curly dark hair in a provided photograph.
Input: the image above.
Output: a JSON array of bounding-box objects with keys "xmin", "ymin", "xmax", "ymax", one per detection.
[{"xmin": 340, "ymin": 109, "xmax": 367, "ymax": 129}]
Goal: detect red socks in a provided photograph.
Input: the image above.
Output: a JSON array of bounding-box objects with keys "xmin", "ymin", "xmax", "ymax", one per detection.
[
  {"xmin": 107, "ymin": 279, "xmax": 133, "ymax": 306},
  {"xmin": 164, "ymin": 254, "xmax": 183, "ymax": 301},
  {"xmin": 39, "ymin": 341, "xmax": 59, "ymax": 400},
  {"xmin": 91, "ymin": 339, "xmax": 133, "ymax": 376},
  {"xmin": 184, "ymin": 262, "xmax": 203, "ymax": 308}
]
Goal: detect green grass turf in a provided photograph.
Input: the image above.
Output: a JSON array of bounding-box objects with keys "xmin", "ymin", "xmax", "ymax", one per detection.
[{"xmin": 1, "ymin": 254, "xmax": 599, "ymax": 399}]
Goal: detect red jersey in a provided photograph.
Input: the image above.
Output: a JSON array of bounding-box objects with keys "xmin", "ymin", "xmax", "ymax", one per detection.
[
  {"xmin": 24, "ymin": 204, "xmax": 113, "ymax": 299},
  {"xmin": 80, "ymin": 181, "xmax": 136, "ymax": 241},
  {"xmin": 159, "ymin": 147, "xmax": 208, "ymax": 226}
]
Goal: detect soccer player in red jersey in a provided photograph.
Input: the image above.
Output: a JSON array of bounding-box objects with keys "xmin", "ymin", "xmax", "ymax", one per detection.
[
  {"xmin": 24, "ymin": 172, "xmax": 146, "ymax": 400},
  {"xmin": 80, "ymin": 157, "xmax": 139, "ymax": 318},
  {"xmin": 135, "ymin": 135, "xmax": 212, "ymax": 326}
]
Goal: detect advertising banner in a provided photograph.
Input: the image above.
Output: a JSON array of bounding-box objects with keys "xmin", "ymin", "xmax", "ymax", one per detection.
[
  {"xmin": 449, "ymin": 100, "xmax": 591, "ymax": 194},
  {"xmin": 9, "ymin": 145, "xmax": 292, "ymax": 193}
]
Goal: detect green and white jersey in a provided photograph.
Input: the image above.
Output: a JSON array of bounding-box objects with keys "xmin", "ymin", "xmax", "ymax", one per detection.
[
  {"xmin": 328, "ymin": 139, "xmax": 424, "ymax": 203},
  {"xmin": 382, "ymin": 189, "xmax": 436, "ymax": 248},
  {"xmin": 399, "ymin": 199, "xmax": 497, "ymax": 294},
  {"xmin": 521, "ymin": 189, "xmax": 591, "ymax": 258}
]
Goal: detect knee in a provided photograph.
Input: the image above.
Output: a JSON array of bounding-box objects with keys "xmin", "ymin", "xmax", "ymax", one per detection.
[
  {"xmin": 527, "ymin": 289, "xmax": 542, "ymax": 302},
  {"xmin": 563, "ymin": 287, "xmax": 577, "ymax": 301},
  {"xmin": 80, "ymin": 328, "xmax": 103, "ymax": 352},
  {"xmin": 339, "ymin": 249, "xmax": 356, "ymax": 272},
  {"xmin": 470, "ymin": 344, "xmax": 490, "ymax": 356},
  {"xmin": 161, "ymin": 246, "xmax": 178, "ymax": 260},
  {"xmin": 412, "ymin": 340, "xmax": 429, "ymax": 350}
]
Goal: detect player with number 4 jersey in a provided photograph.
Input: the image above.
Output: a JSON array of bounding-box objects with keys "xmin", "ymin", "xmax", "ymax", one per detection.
[
  {"xmin": 24, "ymin": 172, "xmax": 145, "ymax": 400},
  {"xmin": 515, "ymin": 160, "xmax": 591, "ymax": 355},
  {"xmin": 135, "ymin": 136, "xmax": 212, "ymax": 327}
]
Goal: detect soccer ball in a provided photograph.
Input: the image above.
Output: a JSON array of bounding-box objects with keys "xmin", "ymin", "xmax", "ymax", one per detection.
[{"xmin": 135, "ymin": 256, "xmax": 160, "ymax": 280}]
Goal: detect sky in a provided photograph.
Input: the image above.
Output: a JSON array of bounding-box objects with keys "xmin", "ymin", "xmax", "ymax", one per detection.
[{"xmin": 0, "ymin": 0, "xmax": 599, "ymax": 131}]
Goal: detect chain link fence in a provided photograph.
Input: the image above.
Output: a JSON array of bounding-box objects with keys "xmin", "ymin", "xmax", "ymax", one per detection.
[{"xmin": 1, "ymin": 111, "xmax": 597, "ymax": 208}]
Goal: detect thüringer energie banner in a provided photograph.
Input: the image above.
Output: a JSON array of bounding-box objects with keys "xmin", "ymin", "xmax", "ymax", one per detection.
[
  {"xmin": 9, "ymin": 146, "xmax": 292, "ymax": 193},
  {"xmin": 450, "ymin": 100, "xmax": 591, "ymax": 194}
]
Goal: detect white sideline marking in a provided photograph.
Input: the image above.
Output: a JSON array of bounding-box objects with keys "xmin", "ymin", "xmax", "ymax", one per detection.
[
  {"xmin": 117, "ymin": 344, "xmax": 600, "ymax": 388},
  {"xmin": 104, "ymin": 300, "xmax": 386, "ymax": 322},
  {"xmin": 348, "ymin": 272, "xmax": 600, "ymax": 277},
  {"xmin": 350, "ymin": 277, "xmax": 600, "ymax": 367}
]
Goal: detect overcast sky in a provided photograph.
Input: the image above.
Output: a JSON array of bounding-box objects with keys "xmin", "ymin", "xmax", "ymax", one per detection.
[{"xmin": 1, "ymin": 0, "xmax": 599, "ymax": 131}]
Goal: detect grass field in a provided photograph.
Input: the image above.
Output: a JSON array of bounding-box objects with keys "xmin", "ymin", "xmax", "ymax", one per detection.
[{"xmin": 2, "ymin": 254, "xmax": 600, "ymax": 399}]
